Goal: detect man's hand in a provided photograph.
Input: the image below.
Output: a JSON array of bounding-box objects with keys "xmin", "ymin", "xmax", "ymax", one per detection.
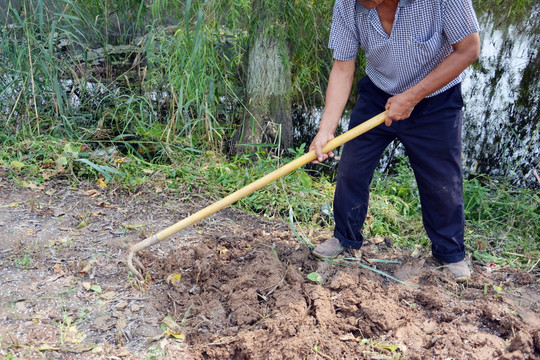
[
  {"xmin": 309, "ymin": 131, "xmax": 335, "ymax": 164},
  {"xmin": 384, "ymin": 89, "xmax": 420, "ymax": 126}
]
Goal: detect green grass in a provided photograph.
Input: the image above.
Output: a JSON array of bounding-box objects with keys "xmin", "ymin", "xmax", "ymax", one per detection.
[
  {"xmin": 1, "ymin": 0, "xmax": 537, "ymax": 274},
  {"xmin": 1, "ymin": 135, "xmax": 538, "ymax": 272}
]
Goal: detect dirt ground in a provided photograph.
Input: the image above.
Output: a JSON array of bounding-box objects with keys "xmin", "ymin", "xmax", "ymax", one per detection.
[{"xmin": 0, "ymin": 174, "xmax": 539, "ymax": 360}]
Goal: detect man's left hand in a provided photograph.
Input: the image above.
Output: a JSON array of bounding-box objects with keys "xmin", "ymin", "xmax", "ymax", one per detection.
[{"xmin": 384, "ymin": 90, "xmax": 419, "ymax": 126}]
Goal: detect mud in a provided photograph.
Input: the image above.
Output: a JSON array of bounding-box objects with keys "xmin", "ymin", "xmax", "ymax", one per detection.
[{"xmin": 0, "ymin": 178, "xmax": 538, "ymax": 359}]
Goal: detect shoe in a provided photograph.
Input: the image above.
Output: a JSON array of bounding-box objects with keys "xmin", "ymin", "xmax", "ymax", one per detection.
[
  {"xmin": 312, "ymin": 237, "xmax": 345, "ymax": 259},
  {"xmin": 443, "ymin": 260, "xmax": 471, "ymax": 282}
]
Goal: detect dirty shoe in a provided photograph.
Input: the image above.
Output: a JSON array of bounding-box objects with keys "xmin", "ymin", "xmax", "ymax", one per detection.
[
  {"xmin": 312, "ymin": 237, "xmax": 344, "ymax": 259},
  {"xmin": 443, "ymin": 260, "xmax": 471, "ymax": 282}
]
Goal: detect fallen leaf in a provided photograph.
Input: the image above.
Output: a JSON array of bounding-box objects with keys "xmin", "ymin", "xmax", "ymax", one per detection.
[
  {"xmin": 155, "ymin": 186, "xmax": 163, "ymax": 194},
  {"xmin": 92, "ymin": 346, "xmax": 104, "ymax": 354},
  {"xmin": 115, "ymin": 301, "xmax": 128, "ymax": 310},
  {"xmin": 25, "ymin": 182, "xmax": 44, "ymax": 191},
  {"xmin": 82, "ymin": 282, "xmax": 92, "ymax": 291},
  {"xmin": 80, "ymin": 259, "xmax": 98, "ymax": 274},
  {"xmin": 307, "ymin": 272, "xmax": 323, "ymax": 284},
  {"xmin": 10, "ymin": 160, "xmax": 25, "ymax": 170},
  {"xmin": 1, "ymin": 202, "xmax": 19, "ymax": 208},
  {"xmin": 53, "ymin": 264, "xmax": 64, "ymax": 274},
  {"xmin": 116, "ymin": 317, "xmax": 127, "ymax": 330},
  {"xmin": 163, "ymin": 329, "xmax": 185, "ymax": 340},
  {"xmin": 84, "ymin": 189, "xmax": 100, "ymax": 197},
  {"xmin": 118, "ymin": 350, "xmax": 132, "ymax": 357},
  {"xmin": 371, "ymin": 236, "xmax": 385, "ymax": 244},
  {"xmin": 75, "ymin": 220, "xmax": 87, "ymax": 229},
  {"xmin": 162, "ymin": 316, "xmax": 182, "ymax": 333},
  {"xmin": 96, "ymin": 179, "xmax": 107, "ymax": 188},
  {"xmin": 123, "ymin": 223, "xmax": 145, "ymax": 230},
  {"xmin": 65, "ymin": 325, "xmax": 87, "ymax": 344},
  {"xmin": 90, "ymin": 284, "xmax": 102, "ymax": 293},
  {"xmin": 25, "ymin": 229, "xmax": 35, "ymax": 236},
  {"xmin": 36, "ymin": 344, "xmax": 60, "ymax": 352},
  {"xmin": 166, "ymin": 273, "xmax": 182, "ymax": 285},
  {"xmin": 101, "ymin": 291, "xmax": 116, "ymax": 300},
  {"xmin": 339, "ymin": 333, "xmax": 357, "ymax": 341}
]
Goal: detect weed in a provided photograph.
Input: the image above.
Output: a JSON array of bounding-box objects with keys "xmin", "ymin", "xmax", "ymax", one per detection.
[{"xmin": 14, "ymin": 255, "xmax": 32, "ymax": 270}]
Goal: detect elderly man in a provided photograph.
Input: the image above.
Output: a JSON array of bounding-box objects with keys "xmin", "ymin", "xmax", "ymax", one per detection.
[{"xmin": 309, "ymin": 0, "xmax": 481, "ymax": 281}]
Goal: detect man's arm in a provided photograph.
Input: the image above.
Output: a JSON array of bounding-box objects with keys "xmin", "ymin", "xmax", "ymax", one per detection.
[
  {"xmin": 310, "ymin": 59, "xmax": 356, "ymax": 163},
  {"xmin": 384, "ymin": 32, "xmax": 481, "ymax": 126}
]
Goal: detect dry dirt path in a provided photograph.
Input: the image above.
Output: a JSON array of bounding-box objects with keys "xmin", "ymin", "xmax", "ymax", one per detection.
[{"xmin": 0, "ymin": 177, "xmax": 538, "ymax": 359}]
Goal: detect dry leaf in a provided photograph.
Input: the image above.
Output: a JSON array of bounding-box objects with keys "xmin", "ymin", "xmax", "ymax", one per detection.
[
  {"xmin": 118, "ymin": 350, "xmax": 132, "ymax": 357},
  {"xmin": 82, "ymin": 282, "xmax": 92, "ymax": 291},
  {"xmin": 339, "ymin": 333, "xmax": 357, "ymax": 341},
  {"xmin": 96, "ymin": 179, "xmax": 107, "ymax": 188},
  {"xmin": 115, "ymin": 301, "xmax": 128, "ymax": 310},
  {"xmin": 162, "ymin": 316, "xmax": 182, "ymax": 333},
  {"xmin": 53, "ymin": 264, "xmax": 64, "ymax": 274},
  {"xmin": 81, "ymin": 259, "xmax": 98, "ymax": 274},
  {"xmin": 166, "ymin": 273, "xmax": 182, "ymax": 285},
  {"xmin": 65, "ymin": 325, "xmax": 87, "ymax": 344},
  {"xmin": 84, "ymin": 189, "xmax": 100, "ymax": 197},
  {"xmin": 45, "ymin": 189, "xmax": 56, "ymax": 196},
  {"xmin": 92, "ymin": 346, "xmax": 104, "ymax": 354},
  {"xmin": 123, "ymin": 223, "xmax": 145, "ymax": 230},
  {"xmin": 25, "ymin": 182, "xmax": 44, "ymax": 191},
  {"xmin": 163, "ymin": 329, "xmax": 185, "ymax": 340},
  {"xmin": 1, "ymin": 202, "xmax": 19, "ymax": 208},
  {"xmin": 116, "ymin": 317, "xmax": 127, "ymax": 330},
  {"xmin": 371, "ymin": 236, "xmax": 385, "ymax": 244},
  {"xmin": 37, "ymin": 344, "xmax": 60, "ymax": 352},
  {"xmin": 101, "ymin": 291, "xmax": 116, "ymax": 300}
]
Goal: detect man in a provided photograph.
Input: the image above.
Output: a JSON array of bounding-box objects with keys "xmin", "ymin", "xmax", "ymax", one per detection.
[{"xmin": 309, "ymin": 0, "xmax": 481, "ymax": 281}]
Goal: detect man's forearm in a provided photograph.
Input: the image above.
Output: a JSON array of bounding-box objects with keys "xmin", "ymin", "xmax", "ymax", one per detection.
[
  {"xmin": 407, "ymin": 33, "xmax": 481, "ymax": 103},
  {"xmin": 319, "ymin": 60, "xmax": 356, "ymax": 134}
]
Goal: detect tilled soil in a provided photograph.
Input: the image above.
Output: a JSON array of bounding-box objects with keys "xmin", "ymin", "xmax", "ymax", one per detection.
[{"xmin": 0, "ymin": 177, "xmax": 538, "ymax": 359}]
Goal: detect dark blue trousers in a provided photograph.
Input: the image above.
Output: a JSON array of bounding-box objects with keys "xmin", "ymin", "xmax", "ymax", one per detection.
[{"xmin": 334, "ymin": 77, "xmax": 466, "ymax": 263}]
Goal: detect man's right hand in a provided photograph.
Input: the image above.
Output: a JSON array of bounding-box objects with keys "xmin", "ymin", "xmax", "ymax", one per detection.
[{"xmin": 309, "ymin": 131, "xmax": 335, "ymax": 164}]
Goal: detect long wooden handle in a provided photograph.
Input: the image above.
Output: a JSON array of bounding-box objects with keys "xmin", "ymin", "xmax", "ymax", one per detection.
[{"xmin": 129, "ymin": 111, "xmax": 386, "ymax": 253}]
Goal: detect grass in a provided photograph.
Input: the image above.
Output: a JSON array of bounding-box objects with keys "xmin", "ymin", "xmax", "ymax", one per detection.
[
  {"xmin": 1, "ymin": 133, "xmax": 538, "ymax": 272},
  {"xmin": 0, "ymin": 0, "xmax": 537, "ymax": 274}
]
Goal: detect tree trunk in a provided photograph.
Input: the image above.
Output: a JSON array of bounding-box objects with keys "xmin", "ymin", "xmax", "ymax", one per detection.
[{"xmin": 236, "ymin": 31, "xmax": 292, "ymax": 154}]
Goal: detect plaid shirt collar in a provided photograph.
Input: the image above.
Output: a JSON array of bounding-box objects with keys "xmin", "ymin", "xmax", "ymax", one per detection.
[{"xmin": 356, "ymin": 0, "xmax": 416, "ymax": 14}]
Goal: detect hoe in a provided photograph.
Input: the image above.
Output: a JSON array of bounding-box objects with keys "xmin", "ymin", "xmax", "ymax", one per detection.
[{"xmin": 127, "ymin": 111, "xmax": 387, "ymax": 280}]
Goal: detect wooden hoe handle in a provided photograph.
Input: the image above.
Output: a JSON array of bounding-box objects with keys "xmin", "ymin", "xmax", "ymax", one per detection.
[{"xmin": 127, "ymin": 111, "xmax": 387, "ymax": 280}]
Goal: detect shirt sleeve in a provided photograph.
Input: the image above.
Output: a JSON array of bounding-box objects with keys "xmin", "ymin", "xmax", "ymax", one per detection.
[
  {"xmin": 442, "ymin": 0, "xmax": 480, "ymax": 44},
  {"xmin": 328, "ymin": 0, "xmax": 360, "ymax": 61}
]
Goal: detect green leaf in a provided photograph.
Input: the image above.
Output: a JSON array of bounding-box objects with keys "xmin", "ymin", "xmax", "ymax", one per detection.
[
  {"xmin": 307, "ymin": 272, "xmax": 322, "ymax": 283},
  {"xmin": 90, "ymin": 285, "xmax": 102, "ymax": 293},
  {"xmin": 59, "ymin": 156, "xmax": 69, "ymax": 166},
  {"xmin": 10, "ymin": 161, "xmax": 25, "ymax": 169}
]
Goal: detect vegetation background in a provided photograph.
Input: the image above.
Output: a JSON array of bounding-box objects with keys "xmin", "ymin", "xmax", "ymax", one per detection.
[{"xmin": 0, "ymin": 0, "xmax": 538, "ymax": 272}]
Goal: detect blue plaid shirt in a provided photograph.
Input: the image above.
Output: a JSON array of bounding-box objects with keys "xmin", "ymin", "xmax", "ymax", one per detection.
[{"xmin": 329, "ymin": 0, "xmax": 480, "ymax": 96}]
